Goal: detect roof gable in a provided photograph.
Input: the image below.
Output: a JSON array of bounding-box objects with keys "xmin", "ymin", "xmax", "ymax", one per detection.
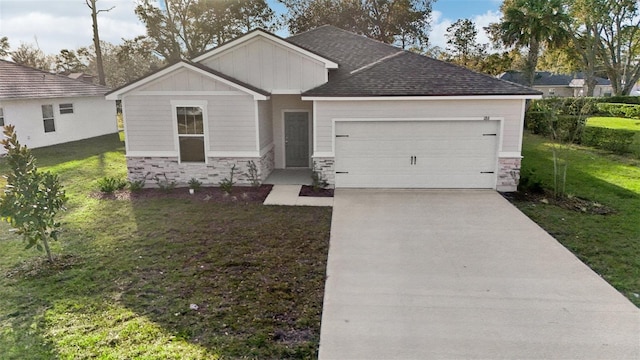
[
  {"xmin": 105, "ymin": 61, "xmax": 269, "ymax": 100},
  {"xmin": 192, "ymin": 29, "xmax": 338, "ymax": 69},
  {"xmin": 0, "ymin": 59, "xmax": 110, "ymax": 100}
]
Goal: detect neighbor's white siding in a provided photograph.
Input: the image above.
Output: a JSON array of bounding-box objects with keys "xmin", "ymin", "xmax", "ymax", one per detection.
[
  {"xmin": 199, "ymin": 37, "xmax": 327, "ymax": 93},
  {"xmin": 313, "ymin": 99, "xmax": 525, "ymax": 154},
  {"xmin": 258, "ymin": 100, "xmax": 273, "ymax": 150},
  {"xmin": 124, "ymin": 94, "xmax": 256, "ymax": 154},
  {"xmin": 0, "ymin": 96, "xmax": 117, "ymax": 153}
]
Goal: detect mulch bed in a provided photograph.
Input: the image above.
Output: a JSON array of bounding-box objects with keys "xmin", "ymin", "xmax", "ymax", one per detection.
[
  {"xmin": 502, "ymin": 191, "xmax": 615, "ymax": 215},
  {"xmin": 91, "ymin": 184, "xmax": 273, "ymax": 203},
  {"xmin": 299, "ymin": 185, "xmax": 334, "ymax": 197}
]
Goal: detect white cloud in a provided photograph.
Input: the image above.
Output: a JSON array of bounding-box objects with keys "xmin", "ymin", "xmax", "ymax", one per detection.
[
  {"xmin": 0, "ymin": 0, "xmax": 146, "ymax": 55},
  {"xmin": 429, "ymin": 10, "xmax": 501, "ymax": 51}
]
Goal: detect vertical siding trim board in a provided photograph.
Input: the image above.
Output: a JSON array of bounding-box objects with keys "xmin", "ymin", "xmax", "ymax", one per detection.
[
  {"xmin": 254, "ymin": 101, "xmax": 260, "ymax": 152},
  {"xmin": 170, "ymin": 100, "xmax": 209, "ymax": 164},
  {"xmin": 517, "ymin": 100, "xmax": 526, "ymax": 153},
  {"xmin": 312, "ymin": 101, "xmax": 318, "ymax": 154},
  {"xmin": 122, "ymin": 96, "xmax": 131, "ymax": 154}
]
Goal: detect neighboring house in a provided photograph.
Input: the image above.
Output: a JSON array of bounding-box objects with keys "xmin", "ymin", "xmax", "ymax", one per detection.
[
  {"xmin": 0, "ymin": 60, "xmax": 117, "ymax": 153},
  {"xmin": 106, "ymin": 26, "xmax": 541, "ymax": 192},
  {"xmin": 499, "ymin": 71, "xmax": 613, "ymax": 98}
]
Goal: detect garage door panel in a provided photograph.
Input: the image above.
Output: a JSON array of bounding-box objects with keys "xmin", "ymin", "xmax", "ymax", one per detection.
[{"xmin": 335, "ymin": 120, "xmax": 499, "ymax": 188}]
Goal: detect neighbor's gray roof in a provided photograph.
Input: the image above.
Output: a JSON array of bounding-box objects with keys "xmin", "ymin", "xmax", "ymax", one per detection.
[
  {"xmin": 499, "ymin": 71, "xmax": 611, "ymax": 87},
  {"xmin": 288, "ymin": 26, "xmax": 541, "ymax": 97},
  {"xmin": 0, "ymin": 59, "xmax": 110, "ymax": 100}
]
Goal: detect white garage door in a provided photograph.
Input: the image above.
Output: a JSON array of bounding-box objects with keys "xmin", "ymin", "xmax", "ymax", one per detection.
[{"xmin": 334, "ymin": 120, "xmax": 499, "ymax": 188}]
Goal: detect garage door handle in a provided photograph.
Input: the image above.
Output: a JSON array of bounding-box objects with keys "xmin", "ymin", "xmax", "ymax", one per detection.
[{"xmin": 410, "ymin": 156, "xmax": 417, "ymax": 165}]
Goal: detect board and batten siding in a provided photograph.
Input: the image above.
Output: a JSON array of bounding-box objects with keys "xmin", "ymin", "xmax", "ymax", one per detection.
[
  {"xmin": 124, "ymin": 94, "xmax": 257, "ymax": 153},
  {"xmin": 0, "ymin": 96, "xmax": 117, "ymax": 154},
  {"xmin": 137, "ymin": 68, "xmax": 237, "ymax": 92},
  {"xmin": 199, "ymin": 37, "xmax": 326, "ymax": 93},
  {"xmin": 313, "ymin": 99, "xmax": 525, "ymax": 155}
]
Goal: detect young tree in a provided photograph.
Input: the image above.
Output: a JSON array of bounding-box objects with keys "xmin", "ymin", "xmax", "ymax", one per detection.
[
  {"xmin": 11, "ymin": 43, "xmax": 54, "ymax": 71},
  {"xmin": 0, "ymin": 37, "xmax": 10, "ymax": 58},
  {"xmin": 279, "ymin": 0, "xmax": 435, "ymax": 49},
  {"xmin": 135, "ymin": 0, "xmax": 276, "ymax": 61},
  {"xmin": 85, "ymin": 0, "xmax": 114, "ymax": 85},
  {"xmin": 445, "ymin": 18, "xmax": 486, "ymax": 69},
  {"xmin": 487, "ymin": 0, "xmax": 571, "ymax": 87},
  {"xmin": 0, "ymin": 126, "xmax": 67, "ymax": 263}
]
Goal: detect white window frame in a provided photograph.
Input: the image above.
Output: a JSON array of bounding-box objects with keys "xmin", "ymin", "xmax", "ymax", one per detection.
[
  {"xmin": 59, "ymin": 103, "xmax": 74, "ymax": 114},
  {"xmin": 42, "ymin": 104, "xmax": 56, "ymax": 133},
  {"xmin": 0, "ymin": 107, "xmax": 4, "ymax": 126},
  {"xmin": 171, "ymin": 100, "xmax": 209, "ymax": 164}
]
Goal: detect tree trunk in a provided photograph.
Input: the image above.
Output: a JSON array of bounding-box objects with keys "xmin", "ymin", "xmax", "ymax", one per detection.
[
  {"xmin": 88, "ymin": 0, "xmax": 106, "ymax": 85},
  {"xmin": 41, "ymin": 231, "xmax": 53, "ymax": 263},
  {"xmin": 524, "ymin": 39, "xmax": 540, "ymax": 87}
]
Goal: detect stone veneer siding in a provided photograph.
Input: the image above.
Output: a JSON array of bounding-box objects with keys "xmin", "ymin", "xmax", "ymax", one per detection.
[
  {"xmin": 127, "ymin": 148, "xmax": 275, "ymax": 186},
  {"xmin": 313, "ymin": 157, "xmax": 335, "ymax": 186},
  {"xmin": 496, "ymin": 157, "xmax": 521, "ymax": 192}
]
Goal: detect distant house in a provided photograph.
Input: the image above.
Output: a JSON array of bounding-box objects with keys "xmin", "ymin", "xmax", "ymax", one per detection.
[
  {"xmin": 498, "ymin": 71, "xmax": 612, "ymax": 98},
  {"xmin": 0, "ymin": 60, "xmax": 118, "ymax": 153}
]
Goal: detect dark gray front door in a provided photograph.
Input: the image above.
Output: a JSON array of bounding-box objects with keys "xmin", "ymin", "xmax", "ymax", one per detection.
[{"xmin": 284, "ymin": 112, "xmax": 309, "ymax": 168}]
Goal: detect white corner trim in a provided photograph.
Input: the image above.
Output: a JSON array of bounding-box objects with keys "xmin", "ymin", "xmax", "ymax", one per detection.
[
  {"xmin": 192, "ymin": 30, "xmax": 338, "ymax": 69},
  {"xmin": 499, "ymin": 152, "xmax": 523, "ymax": 158},
  {"xmin": 126, "ymin": 151, "xmax": 177, "ymax": 158},
  {"xmin": 302, "ymin": 95, "xmax": 543, "ymax": 101}
]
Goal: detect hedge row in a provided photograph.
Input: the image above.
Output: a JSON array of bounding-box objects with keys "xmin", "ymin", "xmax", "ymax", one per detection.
[
  {"xmin": 529, "ymin": 96, "xmax": 640, "ymax": 117},
  {"xmin": 599, "ymin": 96, "xmax": 640, "ymax": 105},
  {"xmin": 596, "ymin": 103, "xmax": 640, "ymax": 119},
  {"xmin": 581, "ymin": 127, "xmax": 636, "ymax": 154}
]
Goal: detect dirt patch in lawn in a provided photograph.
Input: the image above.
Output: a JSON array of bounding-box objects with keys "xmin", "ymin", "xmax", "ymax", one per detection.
[
  {"xmin": 503, "ymin": 191, "xmax": 615, "ymax": 215},
  {"xmin": 299, "ymin": 185, "xmax": 334, "ymax": 197},
  {"xmin": 91, "ymin": 184, "xmax": 273, "ymax": 203}
]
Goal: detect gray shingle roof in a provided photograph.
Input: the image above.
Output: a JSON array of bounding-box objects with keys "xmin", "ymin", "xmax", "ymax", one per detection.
[
  {"xmin": 0, "ymin": 60, "xmax": 110, "ymax": 100},
  {"xmin": 499, "ymin": 71, "xmax": 611, "ymax": 87},
  {"xmin": 288, "ymin": 26, "xmax": 541, "ymax": 97}
]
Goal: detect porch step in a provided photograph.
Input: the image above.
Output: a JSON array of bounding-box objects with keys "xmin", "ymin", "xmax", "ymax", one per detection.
[{"xmin": 263, "ymin": 185, "xmax": 333, "ymax": 207}]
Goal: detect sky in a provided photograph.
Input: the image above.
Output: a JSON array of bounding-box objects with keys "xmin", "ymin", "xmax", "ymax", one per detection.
[{"xmin": 0, "ymin": 0, "xmax": 502, "ymax": 56}]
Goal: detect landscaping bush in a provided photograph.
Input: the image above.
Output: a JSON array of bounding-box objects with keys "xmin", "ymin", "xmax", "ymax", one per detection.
[
  {"xmin": 597, "ymin": 95, "xmax": 640, "ymax": 105},
  {"xmin": 525, "ymin": 110, "xmax": 585, "ymax": 142},
  {"xmin": 581, "ymin": 127, "xmax": 635, "ymax": 154},
  {"xmin": 98, "ymin": 177, "xmax": 128, "ymax": 193},
  {"xmin": 529, "ymin": 97, "xmax": 598, "ymax": 116},
  {"xmin": 525, "ymin": 111, "xmax": 551, "ymax": 136},
  {"xmin": 596, "ymin": 103, "xmax": 640, "ymax": 119}
]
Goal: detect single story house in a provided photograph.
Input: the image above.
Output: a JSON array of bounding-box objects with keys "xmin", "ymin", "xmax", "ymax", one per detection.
[
  {"xmin": 0, "ymin": 60, "xmax": 118, "ymax": 153},
  {"xmin": 499, "ymin": 71, "xmax": 613, "ymax": 98},
  {"xmin": 107, "ymin": 25, "xmax": 541, "ymax": 191}
]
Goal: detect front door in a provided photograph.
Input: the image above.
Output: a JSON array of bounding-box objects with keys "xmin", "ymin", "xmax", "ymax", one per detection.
[{"xmin": 284, "ymin": 112, "xmax": 310, "ymax": 168}]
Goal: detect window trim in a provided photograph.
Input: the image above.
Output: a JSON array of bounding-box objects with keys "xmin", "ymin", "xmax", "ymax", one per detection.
[
  {"xmin": 171, "ymin": 100, "xmax": 209, "ymax": 164},
  {"xmin": 42, "ymin": 104, "xmax": 56, "ymax": 133},
  {"xmin": 59, "ymin": 103, "xmax": 74, "ymax": 114}
]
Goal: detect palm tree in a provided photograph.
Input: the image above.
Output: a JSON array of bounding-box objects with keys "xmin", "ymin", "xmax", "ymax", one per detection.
[{"xmin": 490, "ymin": 0, "xmax": 572, "ymax": 87}]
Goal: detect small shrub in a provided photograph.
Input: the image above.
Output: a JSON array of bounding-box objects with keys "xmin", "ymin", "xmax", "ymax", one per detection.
[
  {"xmin": 518, "ymin": 169, "xmax": 544, "ymax": 194},
  {"xmin": 219, "ymin": 164, "xmax": 236, "ymax": 194},
  {"xmin": 246, "ymin": 160, "xmax": 260, "ymax": 187},
  {"xmin": 581, "ymin": 127, "xmax": 635, "ymax": 154},
  {"xmin": 188, "ymin": 178, "xmax": 202, "ymax": 190},
  {"xmin": 154, "ymin": 173, "xmax": 176, "ymax": 192},
  {"xmin": 98, "ymin": 177, "xmax": 127, "ymax": 193},
  {"xmin": 128, "ymin": 179, "xmax": 145, "ymax": 192},
  {"xmin": 311, "ymin": 170, "xmax": 328, "ymax": 192},
  {"xmin": 596, "ymin": 103, "xmax": 640, "ymax": 119}
]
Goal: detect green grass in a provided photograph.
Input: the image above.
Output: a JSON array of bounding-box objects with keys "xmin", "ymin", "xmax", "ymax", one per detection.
[
  {"xmin": 0, "ymin": 134, "xmax": 332, "ymax": 359},
  {"xmin": 514, "ymin": 133, "xmax": 640, "ymax": 306},
  {"xmin": 586, "ymin": 116, "xmax": 640, "ymax": 156}
]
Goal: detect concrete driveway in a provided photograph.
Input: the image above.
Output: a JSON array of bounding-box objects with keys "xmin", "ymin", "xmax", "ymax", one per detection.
[{"xmin": 319, "ymin": 190, "xmax": 640, "ymax": 359}]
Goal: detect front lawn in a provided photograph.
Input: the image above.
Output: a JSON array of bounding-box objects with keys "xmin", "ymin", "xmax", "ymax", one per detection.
[
  {"xmin": 0, "ymin": 134, "xmax": 332, "ymax": 359},
  {"xmin": 586, "ymin": 116, "xmax": 640, "ymax": 156},
  {"xmin": 512, "ymin": 133, "xmax": 640, "ymax": 307}
]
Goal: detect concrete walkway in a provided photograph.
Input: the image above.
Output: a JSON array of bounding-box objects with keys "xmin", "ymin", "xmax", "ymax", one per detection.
[
  {"xmin": 320, "ymin": 189, "xmax": 640, "ymax": 359},
  {"xmin": 263, "ymin": 185, "xmax": 333, "ymax": 207}
]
